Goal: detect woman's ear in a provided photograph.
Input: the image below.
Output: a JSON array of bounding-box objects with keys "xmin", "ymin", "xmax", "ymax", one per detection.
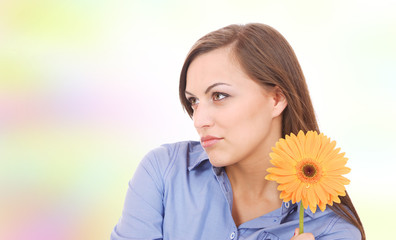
[{"xmin": 271, "ymin": 86, "xmax": 288, "ymax": 118}]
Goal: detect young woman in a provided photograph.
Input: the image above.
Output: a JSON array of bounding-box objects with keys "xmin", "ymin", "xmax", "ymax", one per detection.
[{"xmin": 111, "ymin": 23, "xmax": 365, "ymax": 240}]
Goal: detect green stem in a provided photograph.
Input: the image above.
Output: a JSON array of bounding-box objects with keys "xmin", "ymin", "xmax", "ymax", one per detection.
[{"xmin": 299, "ymin": 203, "xmax": 304, "ymax": 234}]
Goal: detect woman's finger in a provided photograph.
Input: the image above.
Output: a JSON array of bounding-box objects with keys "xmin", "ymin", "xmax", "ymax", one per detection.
[{"xmin": 290, "ymin": 228, "xmax": 315, "ymax": 240}]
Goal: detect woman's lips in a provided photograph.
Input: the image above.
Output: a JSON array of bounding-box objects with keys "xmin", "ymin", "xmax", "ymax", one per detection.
[{"xmin": 200, "ymin": 136, "xmax": 223, "ymax": 148}]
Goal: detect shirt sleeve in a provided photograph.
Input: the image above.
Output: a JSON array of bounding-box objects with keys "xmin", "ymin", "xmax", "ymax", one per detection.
[
  {"xmin": 111, "ymin": 147, "xmax": 168, "ymax": 240},
  {"xmin": 317, "ymin": 215, "xmax": 362, "ymax": 240}
]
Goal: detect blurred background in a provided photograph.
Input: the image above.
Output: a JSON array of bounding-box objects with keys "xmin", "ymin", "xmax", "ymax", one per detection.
[{"xmin": 0, "ymin": 0, "xmax": 394, "ymax": 239}]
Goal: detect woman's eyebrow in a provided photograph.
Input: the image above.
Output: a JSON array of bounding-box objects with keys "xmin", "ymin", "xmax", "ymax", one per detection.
[
  {"xmin": 185, "ymin": 82, "xmax": 231, "ymax": 96},
  {"xmin": 204, "ymin": 82, "xmax": 231, "ymax": 94}
]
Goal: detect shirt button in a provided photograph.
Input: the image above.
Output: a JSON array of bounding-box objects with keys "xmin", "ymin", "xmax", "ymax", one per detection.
[
  {"xmin": 230, "ymin": 231, "xmax": 236, "ymax": 239},
  {"xmin": 285, "ymin": 202, "xmax": 290, "ymax": 208}
]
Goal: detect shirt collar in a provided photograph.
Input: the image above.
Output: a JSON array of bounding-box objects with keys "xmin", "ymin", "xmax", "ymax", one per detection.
[
  {"xmin": 282, "ymin": 201, "xmax": 297, "ymax": 215},
  {"xmin": 239, "ymin": 201, "xmax": 297, "ymax": 229},
  {"xmin": 187, "ymin": 142, "xmax": 209, "ymax": 171},
  {"xmin": 301, "ymin": 202, "xmax": 329, "ymax": 219}
]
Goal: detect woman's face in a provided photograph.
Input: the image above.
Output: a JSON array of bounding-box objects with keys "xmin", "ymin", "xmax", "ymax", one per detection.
[{"xmin": 185, "ymin": 47, "xmax": 285, "ymax": 167}]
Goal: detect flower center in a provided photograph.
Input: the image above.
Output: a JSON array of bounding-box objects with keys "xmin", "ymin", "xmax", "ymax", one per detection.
[
  {"xmin": 302, "ymin": 164, "xmax": 316, "ymax": 177},
  {"xmin": 296, "ymin": 158, "xmax": 322, "ymax": 183}
]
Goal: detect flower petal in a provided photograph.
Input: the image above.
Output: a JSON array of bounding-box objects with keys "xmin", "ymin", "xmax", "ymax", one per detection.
[
  {"xmin": 293, "ymin": 183, "xmax": 304, "ymax": 203},
  {"xmin": 270, "ymin": 175, "xmax": 297, "ymax": 184},
  {"xmin": 318, "ymin": 201, "xmax": 327, "ymax": 212},
  {"xmin": 271, "ymin": 148, "xmax": 297, "ymax": 166},
  {"xmin": 286, "ymin": 134, "xmax": 303, "ymax": 160},
  {"xmin": 317, "ymin": 139, "xmax": 336, "ymax": 161},
  {"xmin": 307, "ymin": 188, "xmax": 318, "ymax": 213},
  {"xmin": 313, "ymin": 183, "xmax": 327, "ymax": 205},
  {"xmin": 267, "ymin": 167, "xmax": 295, "ymax": 176},
  {"xmin": 278, "ymin": 138, "xmax": 299, "ymax": 160},
  {"xmin": 327, "ymin": 167, "xmax": 351, "ymax": 176},
  {"xmin": 278, "ymin": 179, "xmax": 300, "ymax": 192}
]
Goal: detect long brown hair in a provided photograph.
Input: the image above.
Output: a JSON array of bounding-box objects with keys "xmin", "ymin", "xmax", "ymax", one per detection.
[{"xmin": 179, "ymin": 23, "xmax": 365, "ymax": 239}]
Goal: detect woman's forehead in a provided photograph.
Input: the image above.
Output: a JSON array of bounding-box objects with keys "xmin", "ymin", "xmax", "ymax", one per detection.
[{"xmin": 186, "ymin": 48, "xmax": 246, "ymax": 88}]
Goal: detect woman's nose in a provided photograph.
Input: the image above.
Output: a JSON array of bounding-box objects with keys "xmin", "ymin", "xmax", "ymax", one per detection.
[{"xmin": 193, "ymin": 104, "xmax": 214, "ymax": 129}]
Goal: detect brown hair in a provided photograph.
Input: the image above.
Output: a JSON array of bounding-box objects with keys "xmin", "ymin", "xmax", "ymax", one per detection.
[{"xmin": 179, "ymin": 23, "xmax": 365, "ymax": 239}]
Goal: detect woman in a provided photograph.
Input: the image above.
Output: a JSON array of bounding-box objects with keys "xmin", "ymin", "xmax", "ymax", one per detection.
[{"xmin": 111, "ymin": 23, "xmax": 365, "ymax": 240}]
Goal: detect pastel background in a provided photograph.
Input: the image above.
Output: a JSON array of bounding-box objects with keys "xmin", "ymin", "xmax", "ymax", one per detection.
[{"xmin": 0, "ymin": 0, "xmax": 394, "ymax": 239}]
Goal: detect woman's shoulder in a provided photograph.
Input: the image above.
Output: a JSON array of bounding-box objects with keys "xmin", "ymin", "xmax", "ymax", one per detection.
[
  {"xmin": 139, "ymin": 140, "xmax": 208, "ymax": 178},
  {"xmin": 158, "ymin": 140, "xmax": 203, "ymax": 156},
  {"xmin": 303, "ymin": 206, "xmax": 362, "ymax": 239},
  {"xmin": 145, "ymin": 140, "xmax": 204, "ymax": 161}
]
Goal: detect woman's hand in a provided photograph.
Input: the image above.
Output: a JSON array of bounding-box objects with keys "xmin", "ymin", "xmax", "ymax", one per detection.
[{"xmin": 290, "ymin": 228, "xmax": 315, "ymax": 240}]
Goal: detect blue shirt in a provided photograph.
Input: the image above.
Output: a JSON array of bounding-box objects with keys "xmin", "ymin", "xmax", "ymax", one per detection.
[{"xmin": 111, "ymin": 141, "xmax": 361, "ymax": 240}]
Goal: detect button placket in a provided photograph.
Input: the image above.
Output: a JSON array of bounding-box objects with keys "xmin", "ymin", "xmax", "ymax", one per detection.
[{"xmin": 229, "ymin": 231, "xmax": 236, "ymax": 239}]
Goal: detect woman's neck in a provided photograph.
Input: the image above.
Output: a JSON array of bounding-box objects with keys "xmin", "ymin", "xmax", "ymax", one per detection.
[
  {"xmin": 225, "ymin": 157, "xmax": 282, "ymax": 226},
  {"xmin": 224, "ymin": 126, "xmax": 282, "ymax": 198},
  {"xmin": 225, "ymin": 157, "xmax": 279, "ymax": 199}
]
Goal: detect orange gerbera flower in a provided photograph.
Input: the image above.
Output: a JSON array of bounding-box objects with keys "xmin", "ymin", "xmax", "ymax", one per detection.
[{"xmin": 265, "ymin": 130, "xmax": 350, "ymax": 213}]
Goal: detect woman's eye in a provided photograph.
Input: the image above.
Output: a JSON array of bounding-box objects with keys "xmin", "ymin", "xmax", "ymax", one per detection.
[
  {"xmin": 212, "ymin": 92, "xmax": 228, "ymax": 101},
  {"xmin": 188, "ymin": 97, "xmax": 199, "ymax": 108}
]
